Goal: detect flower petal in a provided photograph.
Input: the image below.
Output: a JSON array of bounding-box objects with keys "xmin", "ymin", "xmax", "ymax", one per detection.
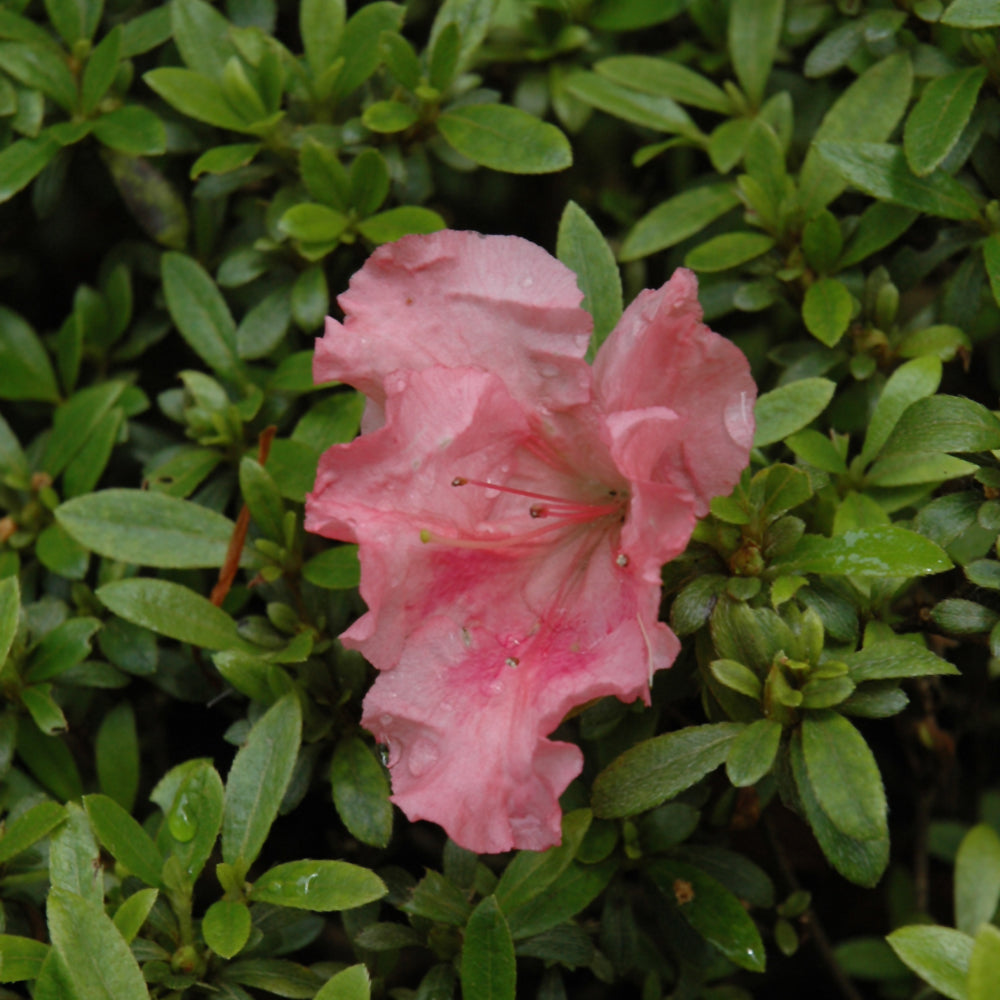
[
  {"xmin": 594, "ymin": 268, "xmax": 756, "ymax": 513},
  {"xmin": 314, "ymin": 231, "xmax": 593, "ymax": 423}
]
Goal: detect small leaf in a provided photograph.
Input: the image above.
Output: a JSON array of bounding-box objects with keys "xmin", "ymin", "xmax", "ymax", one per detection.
[
  {"xmin": 726, "ymin": 719, "xmax": 781, "ymax": 787},
  {"xmin": 222, "ymin": 693, "xmax": 302, "ymax": 866},
  {"xmin": 955, "ymin": 824, "xmax": 1000, "ymax": 935},
  {"xmin": 753, "ymin": 378, "xmax": 836, "ymax": 447},
  {"xmin": 941, "ymin": 0, "xmax": 1000, "ymax": 27},
  {"xmin": 316, "ymin": 964, "xmax": 370, "ymax": 1000},
  {"xmin": 113, "ymin": 888, "xmax": 158, "ymax": 944},
  {"xmin": 329, "ymin": 736, "xmax": 392, "ymax": 847},
  {"xmin": 844, "ymin": 639, "xmax": 958, "ymax": 682},
  {"xmin": 777, "ymin": 527, "xmax": 952, "ymax": 577},
  {"xmin": 437, "ymin": 104, "xmax": 572, "ymax": 174},
  {"xmin": 252, "ymin": 859, "xmax": 387, "ymax": 910},
  {"xmin": 904, "ymin": 66, "xmax": 986, "ymax": 176},
  {"xmin": 592, "ymin": 723, "xmax": 742, "ymax": 818},
  {"xmin": 0, "ymin": 800, "xmax": 67, "ymax": 865},
  {"xmin": 557, "ymin": 201, "xmax": 622, "ymax": 359},
  {"xmin": 83, "ymin": 794, "xmax": 164, "ymax": 888},
  {"xmin": 802, "ymin": 278, "xmax": 853, "ymax": 347},
  {"xmin": 728, "ymin": 0, "xmax": 784, "ymax": 108},
  {"xmin": 596, "ymin": 55, "xmax": 733, "ymax": 114},
  {"xmin": 144, "ymin": 68, "xmax": 253, "ymax": 132},
  {"xmin": 620, "ymin": 184, "xmax": 739, "ymax": 262},
  {"xmin": 563, "ymin": 71, "xmax": 700, "ymax": 137},
  {"xmin": 460, "ymin": 896, "xmax": 516, "ymax": 1000},
  {"xmin": 203, "ymin": 900, "xmax": 251, "ymax": 959},
  {"xmin": 0, "ymin": 934, "xmax": 49, "ymax": 982},
  {"xmin": 881, "ymin": 395, "xmax": 1000, "ymax": 456},
  {"xmin": 356, "ymin": 206, "xmax": 446, "ymax": 244},
  {"xmin": 887, "ymin": 925, "xmax": 972, "ymax": 1000},
  {"xmin": 970, "ymin": 925, "xmax": 1000, "ymax": 1000},
  {"xmin": 684, "ymin": 232, "xmax": 775, "ymax": 272},
  {"xmin": 0, "ymin": 304, "xmax": 59, "ymax": 401}
]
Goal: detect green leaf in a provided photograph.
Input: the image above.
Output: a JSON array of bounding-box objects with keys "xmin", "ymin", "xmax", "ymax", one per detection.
[
  {"xmin": 144, "ymin": 68, "xmax": 254, "ymax": 132},
  {"xmin": 590, "ymin": 0, "xmax": 686, "ymax": 29},
  {"xmin": 303, "ymin": 545, "xmax": 361, "ymax": 590},
  {"xmin": 252, "ymin": 859, "xmax": 387, "ymax": 910},
  {"xmin": 0, "ymin": 304, "xmax": 59, "ymax": 401},
  {"xmin": 726, "ymin": 719, "xmax": 781, "ymax": 787},
  {"xmin": 815, "ymin": 142, "xmax": 981, "ymax": 221},
  {"xmin": 955, "ymin": 824, "xmax": 1000, "ymax": 935},
  {"xmin": 859, "ymin": 355, "xmax": 942, "ymax": 466},
  {"xmin": 44, "ymin": 0, "xmax": 100, "ymax": 45},
  {"xmin": 25, "ymin": 617, "xmax": 100, "ymax": 682},
  {"xmin": 881, "ymin": 395, "xmax": 1000, "ymax": 456},
  {"xmin": 904, "ymin": 66, "xmax": 986, "ymax": 176},
  {"xmin": 0, "ymin": 934, "xmax": 49, "ymax": 982},
  {"xmin": 844, "ymin": 639, "xmax": 958, "ymax": 682},
  {"xmin": 728, "ymin": 0, "xmax": 784, "ymax": 108},
  {"xmin": 557, "ymin": 200, "xmax": 622, "ymax": 360},
  {"xmin": 361, "ymin": 99, "xmax": 418, "ymax": 133},
  {"xmin": 785, "ymin": 429, "xmax": 847, "ymax": 475},
  {"xmin": 799, "ymin": 51, "xmax": 913, "ymax": 215},
  {"xmin": 172, "ymin": 0, "xmax": 237, "ymax": 78},
  {"xmin": 595, "ymin": 55, "xmax": 733, "ymax": 114},
  {"xmin": 0, "ymin": 800, "xmax": 67, "ymax": 865},
  {"xmin": 931, "ymin": 599, "xmax": 999, "ymax": 635},
  {"xmin": 495, "ymin": 810, "xmax": 591, "ymax": 913},
  {"xmin": 21, "ymin": 685, "xmax": 68, "ymax": 735},
  {"xmin": 203, "ymin": 900, "xmax": 251, "ymax": 959},
  {"xmin": 710, "ymin": 659, "xmax": 762, "ymax": 699},
  {"xmin": 112, "ymin": 888, "xmax": 157, "ymax": 944},
  {"xmin": 802, "ymin": 278, "xmax": 853, "ymax": 347},
  {"xmin": 42, "ymin": 381, "xmax": 125, "ymax": 477},
  {"xmin": 0, "ymin": 576, "xmax": 19, "ymax": 670},
  {"xmin": 191, "ymin": 143, "xmax": 261, "ymax": 178},
  {"xmin": 162, "ymin": 252, "xmax": 241, "ymax": 379},
  {"xmin": 18, "ymin": 727, "xmax": 83, "ymax": 803},
  {"xmin": 970, "ymin": 925, "xmax": 1000, "ymax": 1000},
  {"xmin": 279, "ymin": 203, "xmax": 350, "ymax": 244},
  {"xmin": 460, "ymin": 896, "xmax": 516, "ymax": 1000},
  {"xmin": 47, "ymin": 888, "xmax": 148, "ymax": 1000},
  {"xmin": 0, "ymin": 41, "xmax": 77, "ymax": 112},
  {"xmin": 96, "ymin": 703, "xmax": 139, "ymax": 811},
  {"xmin": 563, "ymin": 71, "xmax": 700, "ymax": 137},
  {"xmin": 239, "ymin": 457, "xmax": 285, "ymax": 542},
  {"xmin": 801, "ymin": 711, "xmax": 887, "ymax": 841},
  {"xmin": 356, "ymin": 206, "xmax": 446, "ymax": 244},
  {"xmin": 49, "ymin": 803, "xmax": 102, "ymax": 903},
  {"xmin": 57, "ymin": 489, "xmax": 242, "ymax": 568},
  {"xmin": 292, "ymin": 266, "xmax": 330, "ymax": 331},
  {"xmin": 685, "ymin": 231, "xmax": 775, "ymax": 272},
  {"xmin": 620, "ymin": 183, "xmax": 739, "ymax": 261},
  {"xmin": 776, "ymin": 527, "xmax": 952, "ymax": 577},
  {"xmin": 329, "ymin": 736, "xmax": 392, "ymax": 847},
  {"xmin": 403, "ymin": 870, "xmax": 473, "ymax": 926},
  {"xmin": 505, "ymin": 859, "xmax": 615, "ymax": 939},
  {"xmin": 81, "ymin": 25, "xmax": 121, "ymax": 114},
  {"xmin": 316, "ymin": 964, "xmax": 370, "ymax": 1000},
  {"xmin": 753, "ymin": 377, "xmax": 835, "ymax": 447},
  {"xmin": 592, "ymin": 723, "xmax": 742, "ymax": 818},
  {"xmin": 789, "ymin": 729, "xmax": 888, "ymax": 886},
  {"xmin": 92, "ymin": 105, "xmax": 167, "ymax": 156},
  {"xmin": 156, "ymin": 760, "xmax": 225, "ymax": 881},
  {"xmin": 300, "ymin": 0, "xmax": 345, "ymax": 76},
  {"xmin": 83, "ymin": 794, "xmax": 163, "ymax": 888},
  {"xmin": 839, "ymin": 201, "xmax": 919, "ymax": 268},
  {"xmin": 222, "ymin": 693, "xmax": 302, "ymax": 866},
  {"xmin": 897, "ymin": 324, "xmax": 972, "ymax": 362},
  {"xmin": 428, "ymin": 0, "xmax": 496, "ymax": 76},
  {"xmin": 236, "ymin": 286, "xmax": 291, "ymax": 360},
  {"xmin": 648, "ymin": 859, "xmax": 766, "ymax": 971},
  {"xmin": 437, "ymin": 104, "xmax": 572, "ymax": 174},
  {"xmin": 941, "ymin": 0, "xmax": 1000, "ymax": 27},
  {"xmin": 96, "ymin": 579, "xmax": 257, "ymax": 652},
  {"xmin": 887, "ymin": 925, "xmax": 972, "ymax": 1000},
  {"xmin": 331, "ymin": 2, "xmax": 405, "ymax": 100}
]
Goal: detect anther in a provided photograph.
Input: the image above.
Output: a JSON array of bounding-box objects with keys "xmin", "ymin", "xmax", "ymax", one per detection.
[
  {"xmin": 616, "ymin": 553, "xmax": 629, "ymax": 567},
  {"xmin": 505, "ymin": 657, "xmax": 520, "ymax": 667},
  {"xmin": 451, "ymin": 477, "xmax": 467, "ymax": 486},
  {"xmin": 529, "ymin": 504, "xmax": 547, "ymax": 518}
]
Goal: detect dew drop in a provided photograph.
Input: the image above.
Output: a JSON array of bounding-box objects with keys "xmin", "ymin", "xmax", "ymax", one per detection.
[
  {"xmin": 407, "ymin": 738, "xmax": 440, "ymax": 777},
  {"xmin": 538, "ymin": 363, "xmax": 559, "ymax": 378},
  {"xmin": 723, "ymin": 390, "xmax": 754, "ymax": 449},
  {"xmin": 168, "ymin": 791, "xmax": 197, "ymax": 843},
  {"xmin": 522, "ymin": 276, "xmax": 534, "ymax": 288}
]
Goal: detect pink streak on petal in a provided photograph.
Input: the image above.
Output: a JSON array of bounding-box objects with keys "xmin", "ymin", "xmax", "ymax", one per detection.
[
  {"xmin": 593, "ymin": 268, "xmax": 756, "ymax": 513},
  {"xmin": 314, "ymin": 230, "xmax": 593, "ymax": 414}
]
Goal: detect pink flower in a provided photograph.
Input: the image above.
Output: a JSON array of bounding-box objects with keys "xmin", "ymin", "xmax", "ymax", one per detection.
[{"xmin": 305, "ymin": 231, "xmax": 755, "ymax": 853}]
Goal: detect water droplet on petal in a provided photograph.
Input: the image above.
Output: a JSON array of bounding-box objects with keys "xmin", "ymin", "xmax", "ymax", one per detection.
[
  {"xmin": 522, "ymin": 276, "xmax": 533, "ymax": 288},
  {"xmin": 407, "ymin": 738, "xmax": 440, "ymax": 777},
  {"xmin": 724, "ymin": 390, "xmax": 755, "ymax": 449}
]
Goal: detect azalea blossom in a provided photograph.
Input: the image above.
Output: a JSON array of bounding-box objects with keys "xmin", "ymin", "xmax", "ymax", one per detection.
[{"xmin": 305, "ymin": 230, "xmax": 755, "ymax": 854}]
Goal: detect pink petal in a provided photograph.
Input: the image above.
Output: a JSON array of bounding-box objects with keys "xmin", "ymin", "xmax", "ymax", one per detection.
[
  {"xmin": 593, "ymin": 268, "xmax": 756, "ymax": 514},
  {"xmin": 314, "ymin": 231, "xmax": 593, "ymax": 422}
]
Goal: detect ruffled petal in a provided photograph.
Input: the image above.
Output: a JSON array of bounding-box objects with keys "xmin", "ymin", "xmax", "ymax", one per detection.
[
  {"xmin": 314, "ymin": 231, "xmax": 593, "ymax": 420},
  {"xmin": 593, "ymin": 268, "xmax": 756, "ymax": 514}
]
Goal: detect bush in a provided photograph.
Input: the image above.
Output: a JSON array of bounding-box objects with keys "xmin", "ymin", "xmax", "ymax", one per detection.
[{"xmin": 1, "ymin": 0, "xmax": 999, "ymax": 998}]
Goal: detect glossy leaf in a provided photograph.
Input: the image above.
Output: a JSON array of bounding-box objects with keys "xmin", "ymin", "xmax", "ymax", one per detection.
[
  {"xmin": 84, "ymin": 794, "xmax": 163, "ymax": 888},
  {"xmin": 329, "ymin": 736, "xmax": 392, "ymax": 847},
  {"xmin": 753, "ymin": 378, "xmax": 835, "ymax": 447},
  {"xmin": 904, "ymin": 66, "xmax": 986, "ymax": 176},
  {"xmin": 887, "ymin": 925, "xmax": 972, "ymax": 1000},
  {"xmin": 460, "ymin": 896, "xmax": 516, "ymax": 1000},
  {"xmin": 776, "ymin": 527, "xmax": 952, "ymax": 577},
  {"xmin": 252, "ymin": 859, "xmax": 387, "ymax": 910}
]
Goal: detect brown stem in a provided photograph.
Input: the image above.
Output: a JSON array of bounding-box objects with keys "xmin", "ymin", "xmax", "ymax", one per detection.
[{"xmin": 763, "ymin": 811, "xmax": 866, "ymax": 1000}]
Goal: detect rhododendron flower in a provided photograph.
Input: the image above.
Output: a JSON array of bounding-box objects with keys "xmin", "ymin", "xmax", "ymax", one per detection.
[{"xmin": 306, "ymin": 231, "xmax": 755, "ymax": 854}]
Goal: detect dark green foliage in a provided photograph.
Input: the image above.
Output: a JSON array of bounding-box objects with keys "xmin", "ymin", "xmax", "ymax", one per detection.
[{"xmin": 1, "ymin": 1, "xmax": 999, "ymax": 998}]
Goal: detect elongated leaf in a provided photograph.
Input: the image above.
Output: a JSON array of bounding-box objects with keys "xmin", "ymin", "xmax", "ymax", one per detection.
[
  {"xmin": 970, "ymin": 925, "xmax": 1000, "ymax": 1000},
  {"xmin": 799, "ymin": 52, "xmax": 913, "ymax": 215},
  {"xmin": 648, "ymin": 859, "xmax": 766, "ymax": 971},
  {"xmin": 955, "ymin": 824, "xmax": 1000, "ymax": 935},
  {"xmin": 881, "ymin": 395, "xmax": 1000, "ymax": 456},
  {"xmin": 592, "ymin": 723, "xmax": 742, "ymax": 818},
  {"xmin": 0, "ymin": 134, "xmax": 61, "ymax": 206},
  {"xmin": 0, "ymin": 304, "xmax": 59, "ymax": 402},
  {"xmin": 753, "ymin": 378, "xmax": 835, "ymax": 447},
  {"xmin": 802, "ymin": 278, "xmax": 853, "ymax": 347},
  {"xmin": 815, "ymin": 142, "xmax": 981, "ymax": 221},
  {"xmin": 941, "ymin": 0, "xmax": 1000, "ymax": 27},
  {"xmin": 47, "ymin": 888, "xmax": 148, "ymax": 1000},
  {"xmin": 222, "ymin": 693, "xmax": 302, "ymax": 866},
  {"xmin": 859, "ymin": 355, "xmax": 942, "ymax": 466},
  {"xmin": 48, "ymin": 803, "xmax": 102, "ymax": 903},
  {"xmin": 162, "ymin": 252, "xmax": 241, "ymax": 379},
  {"xmin": 460, "ymin": 896, "xmax": 516, "ymax": 1000},
  {"xmin": 776, "ymin": 527, "xmax": 952, "ymax": 577},
  {"xmin": 57, "ymin": 489, "xmax": 243, "ymax": 568},
  {"xmin": 726, "ymin": 719, "xmax": 781, "ymax": 787},
  {"xmin": 0, "ymin": 800, "xmax": 67, "ymax": 864},
  {"xmin": 300, "ymin": 0, "xmax": 345, "ymax": 76},
  {"xmin": 437, "ymin": 104, "xmax": 571, "ymax": 174},
  {"xmin": 42, "ymin": 381, "xmax": 125, "ymax": 478},
  {"xmin": 0, "ymin": 934, "xmax": 49, "ymax": 982},
  {"xmin": 728, "ymin": 0, "xmax": 784, "ymax": 108},
  {"xmin": 557, "ymin": 201, "xmax": 621, "ymax": 359},
  {"xmin": 83, "ymin": 794, "xmax": 163, "ymax": 888},
  {"xmin": 316, "ymin": 965, "xmax": 370, "ymax": 1000},
  {"xmin": 905, "ymin": 66, "xmax": 986, "ymax": 176},
  {"xmin": 685, "ymin": 231, "xmax": 775, "ymax": 272},
  {"xmin": 887, "ymin": 925, "xmax": 972, "ymax": 1000},
  {"xmin": 171, "ymin": 0, "xmax": 237, "ymax": 78},
  {"xmin": 96, "ymin": 579, "xmax": 257, "ymax": 652},
  {"xmin": 251, "ymin": 860, "xmax": 387, "ymax": 910},
  {"xmin": 596, "ymin": 55, "xmax": 733, "ymax": 113},
  {"xmin": 620, "ymin": 184, "xmax": 739, "ymax": 261},
  {"xmin": 563, "ymin": 71, "xmax": 700, "ymax": 137},
  {"xmin": 844, "ymin": 639, "xmax": 958, "ymax": 682},
  {"xmin": 329, "ymin": 735, "xmax": 392, "ymax": 847},
  {"xmin": 144, "ymin": 68, "xmax": 252, "ymax": 132}
]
